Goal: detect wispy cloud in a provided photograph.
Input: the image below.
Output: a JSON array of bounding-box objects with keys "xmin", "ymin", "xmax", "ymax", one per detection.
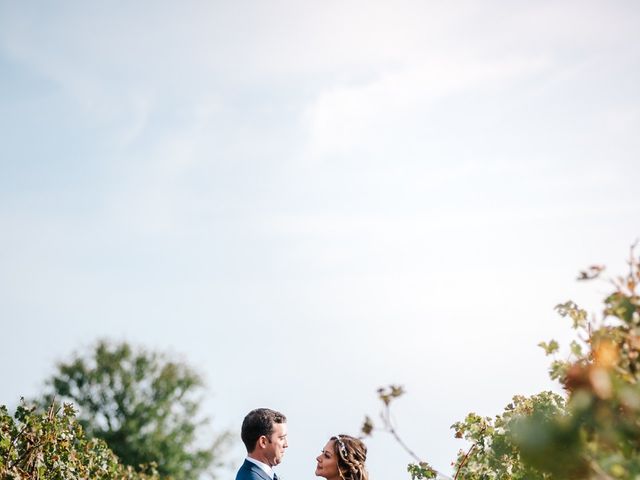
[{"xmin": 303, "ymin": 55, "xmax": 550, "ymax": 158}]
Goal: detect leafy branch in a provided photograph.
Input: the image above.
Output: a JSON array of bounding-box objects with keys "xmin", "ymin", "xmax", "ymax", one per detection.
[{"xmin": 361, "ymin": 242, "xmax": 640, "ymax": 480}]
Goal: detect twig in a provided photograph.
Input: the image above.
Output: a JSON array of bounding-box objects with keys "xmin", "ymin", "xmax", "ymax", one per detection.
[
  {"xmin": 381, "ymin": 403, "xmax": 422, "ymax": 463},
  {"xmin": 453, "ymin": 443, "xmax": 476, "ymax": 480}
]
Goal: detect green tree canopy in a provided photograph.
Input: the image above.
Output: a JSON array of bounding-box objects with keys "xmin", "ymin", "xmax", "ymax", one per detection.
[{"xmin": 39, "ymin": 340, "xmax": 229, "ymax": 480}]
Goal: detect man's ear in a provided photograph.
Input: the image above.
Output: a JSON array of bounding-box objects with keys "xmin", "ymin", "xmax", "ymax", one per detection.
[{"xmin": 257, "ymin": 435, "xmax": 267, "ymax": 449}]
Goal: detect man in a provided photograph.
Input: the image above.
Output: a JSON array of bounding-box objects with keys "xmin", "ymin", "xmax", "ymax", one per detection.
[{"xmin": 236, "ymin": 408, "xmax": 288, "ymax": 480}]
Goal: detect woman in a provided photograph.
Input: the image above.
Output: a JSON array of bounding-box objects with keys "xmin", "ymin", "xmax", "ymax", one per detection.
[{"xmin": 315, "ymin": 434, "xmax": 368, "ymax": 480}]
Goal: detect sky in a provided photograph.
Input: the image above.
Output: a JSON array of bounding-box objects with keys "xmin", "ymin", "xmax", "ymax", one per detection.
[{"xmin": 1, "ymin": 0, "xmax": 640, "ymax": 478}]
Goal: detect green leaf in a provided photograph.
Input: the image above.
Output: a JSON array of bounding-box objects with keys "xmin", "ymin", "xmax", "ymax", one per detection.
[{"xmin": 538, "ymin": 340, "xmax": 559, "ymax": 356}]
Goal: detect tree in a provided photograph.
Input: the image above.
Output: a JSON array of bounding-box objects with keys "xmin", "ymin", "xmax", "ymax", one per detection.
[
  {"xmin": 0, "ymin": 401, "xmax": 159, "ymax": 480},
  {"xmin": 363, "ymin": 244, "xmax": 640, "ymax": 480},
  {"xmin": 39, "ymin": 340, "xmax": 229, "ymax": 480}
]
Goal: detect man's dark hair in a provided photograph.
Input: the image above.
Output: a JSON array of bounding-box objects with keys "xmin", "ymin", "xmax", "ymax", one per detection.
[{"xmin": 241, "ymin": 408, "xmax": 287, "ymax": 453}]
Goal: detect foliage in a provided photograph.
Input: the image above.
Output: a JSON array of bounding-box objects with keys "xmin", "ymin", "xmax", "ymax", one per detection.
[
  {"xmin": 0, "ymin": 400, "xmax": 158, "ymax": 480},
  {"xmin": 407, "ymin": 462, "xmax": 438, "ymax": 480},
  {"xmin": 364, "ymin": 244, "xmax": 640, "ymax": 480},
  {"xmin": 514, "ymin": 249, "xmax": 640, "ymax": 478},
  {"xmin": 38, "ymin": 340, "xmax": 229, "ymax": 480},
  {"xmin": 451, "ymin": 392, "xmax": 564, "ymax": 479}
]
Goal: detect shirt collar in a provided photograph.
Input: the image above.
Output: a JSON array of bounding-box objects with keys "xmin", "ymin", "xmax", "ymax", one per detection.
[{"xmin": 246, "ymin": 456, "xmax": 274, "ymax": 480}]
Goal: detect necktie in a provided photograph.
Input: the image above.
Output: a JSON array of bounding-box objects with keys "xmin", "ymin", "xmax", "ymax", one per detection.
[{"xmin": 273, "ymin": 473, "xmax": 278, "ymax": 480}]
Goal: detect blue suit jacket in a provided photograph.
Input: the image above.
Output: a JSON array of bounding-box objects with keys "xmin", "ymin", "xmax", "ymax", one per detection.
[{"xmin": 236, "ymin": 459, "xmax": 273, "ymax": 480}]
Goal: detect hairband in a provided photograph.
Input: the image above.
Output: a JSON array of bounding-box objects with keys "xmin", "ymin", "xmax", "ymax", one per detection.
[{"xmin": 335, "ymin": 435, "xmax": 348, "ymax": 459}]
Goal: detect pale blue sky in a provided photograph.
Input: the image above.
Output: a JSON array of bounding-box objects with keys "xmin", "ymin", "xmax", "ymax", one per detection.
[{"xmin": 1, "ymin": 1, "xmax": 640, "ymax": 478}]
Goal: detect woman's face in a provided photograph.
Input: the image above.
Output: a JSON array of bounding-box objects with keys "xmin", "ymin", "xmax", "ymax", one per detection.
[{"xmin": 315, "ymin": 440, "xmax": 340, "ymax": 480}]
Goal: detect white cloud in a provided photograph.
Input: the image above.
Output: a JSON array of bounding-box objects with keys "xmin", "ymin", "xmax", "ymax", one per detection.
[{"xmin": 303, "ymin": 55, "xmax": 550, "ymax": 158}]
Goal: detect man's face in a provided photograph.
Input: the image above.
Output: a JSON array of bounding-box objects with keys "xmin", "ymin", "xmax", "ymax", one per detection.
[{"xmin": 264, "ymin": 422, "xmax": 288, "ymax": 467}]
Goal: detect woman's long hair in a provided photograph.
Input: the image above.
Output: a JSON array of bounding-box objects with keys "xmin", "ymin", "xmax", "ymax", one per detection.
[{"xmin": 331, "ymin": 435, "xmax": 368, "ymax": 480}]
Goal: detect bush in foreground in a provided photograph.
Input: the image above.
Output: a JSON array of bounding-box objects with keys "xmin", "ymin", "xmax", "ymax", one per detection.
[{"xmin": 0, "ymin": 401, "xmax": 158, "ymax": 480}]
